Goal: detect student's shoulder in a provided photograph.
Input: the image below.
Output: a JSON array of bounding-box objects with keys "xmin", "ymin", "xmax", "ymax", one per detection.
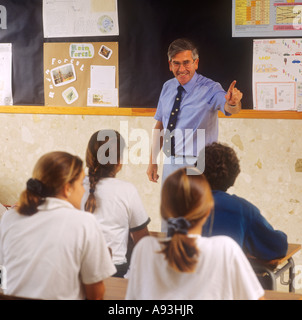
[
  {"xmin": 62, "ymin": 206, "xmax": 99, "ymax": 227},
  {"xmin": 88, "ymin": 177, "xmax": 137, "ymax": 192},
  {"xmin": 230, "ymin": 193, "xmax": 261, "ymax": 216},
  {"xmin": 215, "ymin": 191, "xmax": 260, "ymax": 213},
  {"xmin": 0, "ymin": 207, "xmax": 19, "ymax": 227},
  {"xmin": 109, "ymin": 178, "xmax": 137, "ymax": 190},
  {"xmin": 201, "ymin": 235, "xmax": 242, "ymax": 254},
  {"xmin": 135, "ymin": 235, "xmax": 161, "ymax": 251}
]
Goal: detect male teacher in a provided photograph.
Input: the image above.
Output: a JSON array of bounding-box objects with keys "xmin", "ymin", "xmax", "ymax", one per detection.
[{"xmin": 147, "ymin": 38, "xmax": 243, "ymax": 184}]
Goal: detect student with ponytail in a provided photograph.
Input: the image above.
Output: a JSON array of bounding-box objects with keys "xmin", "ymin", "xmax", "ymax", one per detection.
[
  {"xmin": 126, "ymin": 167, "xmax": 264, "ymax": 300},
  {"xmin": 82, "ymin": 130, "xmax": 150, "ymax": 278},
  {"xmin": 0, "ymin": 151, "xmax": 116, "ymax": 300}
]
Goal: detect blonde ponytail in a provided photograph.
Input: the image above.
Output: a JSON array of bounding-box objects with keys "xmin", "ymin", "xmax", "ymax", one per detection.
[{"xmin": 160, "ymin": 167, "xmax": 214, "ymax": 273}]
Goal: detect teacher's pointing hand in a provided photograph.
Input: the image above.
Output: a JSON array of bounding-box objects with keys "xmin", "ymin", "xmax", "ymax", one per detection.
[{"xmin": 224, "ymin": 80, "xmax": 242, "ymax": 114}]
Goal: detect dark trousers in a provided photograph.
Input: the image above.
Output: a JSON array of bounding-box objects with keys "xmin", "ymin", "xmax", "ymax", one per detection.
[{"xmin": 113, "ymin": 263, "xmax": 129, "ymax": 278}]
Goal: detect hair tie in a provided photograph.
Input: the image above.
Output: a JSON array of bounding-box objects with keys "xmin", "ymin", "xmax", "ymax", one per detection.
[
  {"xmin": 89, "ymin": 188, "xmax": 95, "ymax": 194},
  {"xmin": 167, "ymin": 217, "xmax": 191, "ymax": 237},
  {"xmin": 26, "ymin": 178, "xmax": 47, "ymax": 197}
]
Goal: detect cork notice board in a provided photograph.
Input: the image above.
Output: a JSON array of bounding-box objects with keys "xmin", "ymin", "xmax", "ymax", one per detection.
[{"xmin": 44, "ymin": 42, "xmax": 119, "ymax": 107}]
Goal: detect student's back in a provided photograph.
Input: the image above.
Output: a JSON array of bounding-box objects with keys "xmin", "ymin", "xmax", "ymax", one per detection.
[
  {"xmin": 1, "ymin": 200, "xmax": 114, "ymax": 300},
  {"xmin": 83, "ymin": 130, "xmax": 150, "ymax": 277},
  {"xmin": 82, "ymin": 176, "xmax": 150, "ymax": 266},
  {"xmin": 0, "ymin": 152, "xmax": 116, "ymax": 300},
  {"xmin": 199, "ymin": 142, "xmax": 288, "ymax": 261},
  {"xmin": 126, "ymin": 234, "xmax": 264, "ymax": 300},
  {"xmin": 126, "ymin": 167, "xmax": 264, "ymax": 300},
  {"xmin": 203, "ymin": 190, "xmax": 288, "ymax": 260}
]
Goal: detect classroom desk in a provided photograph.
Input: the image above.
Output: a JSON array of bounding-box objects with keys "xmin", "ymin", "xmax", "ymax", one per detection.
[
  {"xmin": 264, "ymin": 290, "xmax": 302, "ymax": 301},
  {"xmin": 150, "ymin": 231, "xmax": 301, "ymax": 293},
  {"xmin": 103, "ymin": 277, "xmax": 302, "ymax": 300},
  {"xmin": 248, "ymin": 243, "xmax": 301, "ymax": 293},
  {"xmin": 0, "ymin": 279, "xmax": 126, "ymax": 300},
  {"xmin": 149, "ymin": 233, "xmax": 302, "ymax": 293},
  {"xmin": 1, "ymin": 277, "xmax": 301, "ymax": 300},
  {"xmin": 104, "ymin": 277, "xmax": 128, "ymax": 300}
]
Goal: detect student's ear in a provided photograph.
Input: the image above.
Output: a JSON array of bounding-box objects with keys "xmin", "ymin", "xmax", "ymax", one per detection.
[{"xmin": 62, "ymin": 183, "xmax": 72, "ymax": 199}]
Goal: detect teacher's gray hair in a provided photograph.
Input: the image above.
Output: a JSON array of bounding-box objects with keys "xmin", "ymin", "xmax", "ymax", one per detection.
[{"xmin": 167, "ymin": 38, "xmax": 199, "ymax": 61}]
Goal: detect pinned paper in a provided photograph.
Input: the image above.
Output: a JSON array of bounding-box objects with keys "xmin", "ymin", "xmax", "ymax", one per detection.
[
  {"xmin": 62, "ymin": 86, "xmax": 79, "ymax": 104},
  {"xmin": 70, "ymin": 43, "xmax": 94, "ymax": 59},
  {"xmin": 99, "ymin": 45, "xmax": 113, "ymax": 60},
  {"xmin": 43, "ymin": 0, "xmax": 119, "ymax": 38},
  {"xmin": 87, "ymin": 88, "xmax": 118, "ymax": 107},
  {"xmin": 0, "ymin": 43, "xmax": 13, "ymax": 105},
  {"xmin": 50, "ymin": 63, "xmax": 76, "ymax": 87},
  {"xmin": 90, "ymin": 65, "xmax": 115, "ymax": 89}
]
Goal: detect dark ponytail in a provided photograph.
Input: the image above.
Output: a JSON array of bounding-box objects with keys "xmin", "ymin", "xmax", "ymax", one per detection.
[
  {"xmin": 18, "ymin": 152, "xmax": 83, "ymax": 216},
  {"xmin": 84, "ymin": 130, "xmax": 125, "ymax": 213}
]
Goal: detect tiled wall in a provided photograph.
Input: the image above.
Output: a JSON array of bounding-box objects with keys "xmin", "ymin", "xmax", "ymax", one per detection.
[{"xmin": 0, "ymin": 113, "xmax": 301, "ymax": 289}]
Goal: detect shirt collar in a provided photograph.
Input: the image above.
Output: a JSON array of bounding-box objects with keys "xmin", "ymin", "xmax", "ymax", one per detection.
[
  {"xmin": 174, "ymin": 72, "xmax": 199, "ymax": 94},
  {"xmin": 37, "ymin": 197, "xmax": 75, "ymax": 211}
]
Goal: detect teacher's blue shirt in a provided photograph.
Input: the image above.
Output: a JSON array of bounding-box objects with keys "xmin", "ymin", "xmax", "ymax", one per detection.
[{"xmin": 155, "ymin": 72, "xmax": 230, "ymax": 156}]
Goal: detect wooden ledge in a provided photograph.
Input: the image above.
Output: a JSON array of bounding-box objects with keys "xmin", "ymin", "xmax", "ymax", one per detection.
[
  {"xmin": 219, "ymin": 109, "xmax": 302, "ymax": 120},
  {"xmin": 0, "ymin": 106, "xmax": 157, "ymax": 117},
  {"xmin": 0, "ymin": 106, "xmax": 302, "ymax": 119}
]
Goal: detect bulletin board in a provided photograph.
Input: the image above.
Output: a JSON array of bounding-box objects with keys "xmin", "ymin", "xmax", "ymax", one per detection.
[
  {"xmin": 3, "ymin": 0, "xmax": 301, "ymax": 110},
  {"xmin": 0, "ymin": 0, "xmax": 255, "ymax": 109},
  {"xmin": 44, "ymin": 42, "xmax": 118, "ymax": 107}
]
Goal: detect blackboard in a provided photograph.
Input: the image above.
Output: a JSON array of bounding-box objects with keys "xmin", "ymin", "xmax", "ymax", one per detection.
[{"xmin": 0, "ymin": 0, "xmax": 255, "ymax": 108}]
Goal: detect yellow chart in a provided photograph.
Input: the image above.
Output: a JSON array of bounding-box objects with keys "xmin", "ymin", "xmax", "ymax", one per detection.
[
  {"xmin": 235, "ymin": 0, "xmax": 270, "ymax": 25},
  {"xmin": 276, "ymin": 5, "xmax": 302, "ymax": 24}
]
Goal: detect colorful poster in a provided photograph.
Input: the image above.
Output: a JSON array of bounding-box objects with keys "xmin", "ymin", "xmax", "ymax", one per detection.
[
  {"xmin": 44, "ymin": 42, "xmax": 119, "ymax": 107},
  {"xmin": 0, "ymin": 43, "xmax": 13, "ymax": 105},
  {"xmin": 233, "ymin": 0, "xmax": 302, "ymax": 37},
  {"xmin": 253, "ymin": 38, "xmax": 302, "ymax": 111},
  {"xmin": 43, "ymin": 0, "xmax": 119, "ymax": 38}
]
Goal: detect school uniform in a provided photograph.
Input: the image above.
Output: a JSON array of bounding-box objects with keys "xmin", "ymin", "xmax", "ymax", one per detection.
[
  {"xmin": 126, "ymin": 235, "xmax": 264, "ymax": 300},
  {"xmin": 82, "ymin": 177, "xmax": 150, "ymax": 275},
  {"xmin": 0, "ymin": 197, "xmax": 116, "ymax": 300},
  {"xmin": 203, "ymin": 190, "xmax": 288, "ymax": 260}
]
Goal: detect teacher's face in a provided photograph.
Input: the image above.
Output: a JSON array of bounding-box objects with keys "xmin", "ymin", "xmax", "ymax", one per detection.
[{"xmin": 169, "ymin": 50, "xmax": 199, "ymax": 86}]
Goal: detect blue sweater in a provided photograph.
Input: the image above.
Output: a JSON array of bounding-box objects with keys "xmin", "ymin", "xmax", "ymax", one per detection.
[{"xmin": 202, "ymin": 190, "xmax": 288, "ymax": 261}]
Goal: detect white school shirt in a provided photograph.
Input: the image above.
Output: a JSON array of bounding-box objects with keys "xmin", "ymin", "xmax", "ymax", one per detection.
[
  {"xmin": 126, "ymin": 235, "xmax": 264, "ymax": 300},
  {"xmin": 81, "ymin": 177, "xmax": 150, "ymax": 265},
  {"xmin": 0, "ymin": 198, "xmax": 116, "ymax": 300}
]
